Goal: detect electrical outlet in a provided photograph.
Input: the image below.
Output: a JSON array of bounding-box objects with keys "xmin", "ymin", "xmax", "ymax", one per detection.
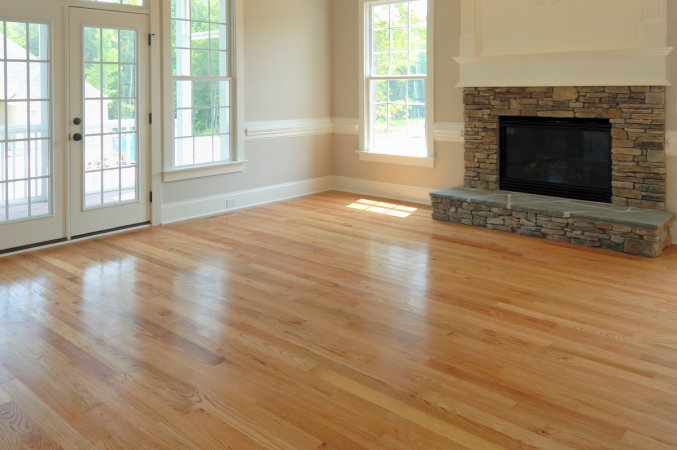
[{"xmin": 226, "ymin": 198, "xmax": 237, "ymax": 208}]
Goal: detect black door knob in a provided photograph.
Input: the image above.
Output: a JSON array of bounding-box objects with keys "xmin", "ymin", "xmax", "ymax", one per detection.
[
  {"xmin": 73, "ymin": 133, "xmax": 83, "ymax": 142},
  {"xmin": 73, "ymin": 117, "xmax": 82, "ymax": 125}
]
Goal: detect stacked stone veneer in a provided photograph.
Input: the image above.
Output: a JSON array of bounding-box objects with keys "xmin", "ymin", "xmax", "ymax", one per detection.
[
  {"xmin": 431, "ymin": 189, "xmax": 674, "ymax": 257},
  {"xmin": 464, "ymin": 86, "xmax": 667, "ymax": 210}
]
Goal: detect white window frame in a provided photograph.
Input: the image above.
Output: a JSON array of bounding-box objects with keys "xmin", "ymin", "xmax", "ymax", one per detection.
[
  {"xmin": 359, "ymin": 0, "xmax": 434, "ymax": 168},
  {"xmin": 68, "ymin": 0, "xmax": 149, "ymax": 12},
  {"xmin": 161, "ymin": 0, "xmax": 245, "ymax": 182}
]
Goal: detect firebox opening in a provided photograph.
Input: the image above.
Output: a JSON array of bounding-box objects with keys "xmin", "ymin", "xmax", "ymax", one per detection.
[{"xmin": 499, "ymin": 116, "xmax": 612, "ymax": 203}]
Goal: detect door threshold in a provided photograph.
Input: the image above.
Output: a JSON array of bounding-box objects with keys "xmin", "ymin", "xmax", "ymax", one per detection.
[
  {"xmin": 71, "ymin": 222, "xmax": 151, "ymax": 240},
  {"xmin": 0, "ymin": 222, "xmax": 151, "ymax": 258}
]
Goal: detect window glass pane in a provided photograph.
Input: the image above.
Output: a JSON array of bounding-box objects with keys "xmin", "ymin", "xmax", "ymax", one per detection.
[
  {"xmin": 172, "ymin": 20, "xmax": 190, "ymax": 48},
  {"xmin": 119, "ymin": 30, "xmax": 136, "ymax": 63},
  {"xmin": 191, "ymin": 21, "xmax": 209, "ymax": 49},
  {"xmin": 6, "ymin": 23, "xmax": 27, "ymax": 59},
  {"xmin": 28, "ymin": 24, "xmax": 49, "ymax": 61},
  {"xmin": 191, "ymin": 0, "xmax": 209, "ymax": 22},
  {"xmin": 101, "ymin": 29, "xmax": 119, "ymax": 63},
  {"xmin": 84, "ymin": 27, "xmax": 101, "ymax": 62},
  {"xmin": 175, "ymin": 137, "xmax": 194, "ymax": 166},
  {"xmin": 120, "ymin": 167, "xmax": 136, "ymax": 200},
  {"xmin": 85, "ymin": 171, "xmax": 102, "ymax": 208},
  {"xmin": 210, "ymin": 0, "xmax": 227, "ymax": 23},
  {"xmin": 29, "ymin": 101, "xmax": 50, "ymax": 139},
  {"xmin": 191, "ymin": 49, "xmax": 209, "ymax": 76}
]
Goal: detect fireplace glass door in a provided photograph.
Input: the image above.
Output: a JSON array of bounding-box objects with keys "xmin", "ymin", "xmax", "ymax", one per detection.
[{"xmin": 499, "ymin": 116, "xmax": 612, "ymax": 203}]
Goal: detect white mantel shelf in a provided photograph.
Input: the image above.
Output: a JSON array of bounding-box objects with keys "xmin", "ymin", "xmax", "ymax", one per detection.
[{"xmin": 454, "ymin": 47, "xmax": 673, "ymax": 88}]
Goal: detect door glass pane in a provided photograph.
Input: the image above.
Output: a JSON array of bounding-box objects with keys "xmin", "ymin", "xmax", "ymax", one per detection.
[
  {"xmin": 0, "ymin": 21, "xmax": 51, "ymax": 223},
  {"xmin": 82, "ymin": 26, "xmax": 138, "ymax": 209}
]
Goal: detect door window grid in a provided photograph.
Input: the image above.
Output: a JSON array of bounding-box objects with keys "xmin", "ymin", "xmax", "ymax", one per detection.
[
  {"xmin": 171, "ymin": 0, "xmax": 232, "ymax": 167},
  {"xmin": 0, "ymin": 20, "xmax": 51, "ymax": 223},
  {"xmin": 82, "ymin": 26, "xmax": 138, "ymax": 209}
]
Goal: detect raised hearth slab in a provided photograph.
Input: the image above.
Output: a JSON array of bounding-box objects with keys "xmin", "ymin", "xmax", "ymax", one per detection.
[{"xmin": 431, "ymin": 187, "xmax": 674, "ymax": 257}]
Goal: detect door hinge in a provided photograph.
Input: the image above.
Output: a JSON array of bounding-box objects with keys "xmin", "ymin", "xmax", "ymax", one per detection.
[
  {"xmin": 148, "ymin": 33, "xmax": 153, "ymax": 46},
  {"xmin": 149, "ymin": 113, "xmax": 152, "ymax": 124},
  {"xmin": 149, "ymin": 191, "xmax": 153, "ymax": 203}
]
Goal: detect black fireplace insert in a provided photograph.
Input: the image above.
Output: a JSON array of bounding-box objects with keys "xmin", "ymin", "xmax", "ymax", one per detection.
[{"xmin": 499, "ymin": 116, "xmax": 612, "ymax": 203}]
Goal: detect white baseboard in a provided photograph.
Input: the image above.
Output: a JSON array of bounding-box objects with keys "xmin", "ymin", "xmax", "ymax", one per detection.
[
  {"xmin": 161, "ymin": 175, "xmax": 436, "ymax": 224},
  {"xmin": 161, "ymin": 176, "xmax": 335, "ymax": 224},
  {"xmin": 332, "ymin": 176, "xmax": 434, "ymax": 205}
]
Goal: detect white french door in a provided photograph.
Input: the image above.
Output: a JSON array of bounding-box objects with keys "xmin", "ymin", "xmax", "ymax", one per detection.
[
  {"xmin": 0, "ymin": 3, "xmax": 151, "ymax": 253},
  {"xmin": 68, "ymin": 7, "xmax": 149, "ymax": 237},
  {"xmin": 0, "ymin": 3, "xmax": 66, "ymax": 251}
]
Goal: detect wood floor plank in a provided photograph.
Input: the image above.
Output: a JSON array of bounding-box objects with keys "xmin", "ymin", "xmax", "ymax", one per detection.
[{"xmin": 1, "ymin": 191, "xmax": 677, "ymax": 448}]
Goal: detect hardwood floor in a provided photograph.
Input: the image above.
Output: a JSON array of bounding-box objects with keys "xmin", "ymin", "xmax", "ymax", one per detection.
[{"xmin": 1, "ymin": 190, "xmax": 677, "ymax": 449}]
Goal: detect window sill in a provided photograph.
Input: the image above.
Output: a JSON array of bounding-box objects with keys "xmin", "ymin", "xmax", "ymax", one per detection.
[
  {"xmin": 163, "ymin": 160, "xmax": 247, "ymax": 182},
  {"xmin": 358, "ymin": 151, "xmax": 435, "ymax": 168}
]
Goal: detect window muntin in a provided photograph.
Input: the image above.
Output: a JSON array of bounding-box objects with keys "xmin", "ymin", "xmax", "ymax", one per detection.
[
  {"xmin": 170, "ymin": 0, "xmax": 232, "ymax": 168},
  {"xmin": 0, "ymin": 21, "xmax": 52, "ymax": 223},
  {"xmin": 365, "ymin": 0, "xmax": 428, "ymax": 157}
]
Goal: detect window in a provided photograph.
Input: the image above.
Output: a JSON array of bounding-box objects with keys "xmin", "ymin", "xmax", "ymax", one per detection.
[
  {"xmin": 168, "ymin": 0, "xmax": 238, "ymax": 176},
  {"xmin": 0, "ymin": 21, "xmax": 52, "ymax": 222},
  {"xmin": 360, "ymin": 0, "xmax": 432, "ymax": 165}
]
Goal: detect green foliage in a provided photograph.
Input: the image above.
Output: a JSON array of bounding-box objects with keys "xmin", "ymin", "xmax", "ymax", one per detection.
[
  {"xmin": 4, "ymin": 21, "xmax": 46, "ymax": 59},
  {"xmin": 370, "ymin": 1, "xmax": 427, "ymax": 76}
]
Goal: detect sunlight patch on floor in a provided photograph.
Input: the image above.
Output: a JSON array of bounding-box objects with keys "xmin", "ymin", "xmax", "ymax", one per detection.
[{"xmin": 347, "ymin": 199, "xmax": 417, "ymax": 218}]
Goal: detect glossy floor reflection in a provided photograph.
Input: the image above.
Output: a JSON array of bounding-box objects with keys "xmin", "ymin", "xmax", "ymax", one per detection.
[{"xmin": 1, "ymin": 191, "xmax": 677, "ymax": 449}]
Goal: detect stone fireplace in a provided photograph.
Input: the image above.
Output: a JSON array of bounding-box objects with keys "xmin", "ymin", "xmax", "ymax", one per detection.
[
  {"xmin": 431, "ymin": 85, "xmax": 675, "ymax": 257},
  {"xmin": 430, "ymin": 0, "xmax": 675, "ymax": 257},
  {"xmin": 464, "ymin": 86, "xmax": 667, "ymax": 210}
]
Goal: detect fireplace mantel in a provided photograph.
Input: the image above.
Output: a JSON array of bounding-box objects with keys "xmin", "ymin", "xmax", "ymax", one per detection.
[
  {"xmin": 456, "ymin": 0, "xmax": 672, "ymax": 87},
  {"xmin": 454, "ymin": 47, "xmax": 673, "ymax": 88}
]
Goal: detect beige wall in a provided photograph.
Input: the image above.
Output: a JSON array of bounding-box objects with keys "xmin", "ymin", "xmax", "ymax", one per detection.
[
  {"xmin": 665, "ymin": 2, "xmax": 677, "ymax": 217},
  {"xmin": 476, "ymin": 0, "xmax": 643, "ymax": 56},
  {"xmin": 162, "ymin": 0, "xmax": 333, "ymax": 205},
  {"xmin": 245, "ymin": 0, "xmax": 331, "ymax": 121}
]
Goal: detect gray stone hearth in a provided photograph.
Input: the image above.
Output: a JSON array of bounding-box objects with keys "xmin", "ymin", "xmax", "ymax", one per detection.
[{"xmin": 431, "ymin": 187, "xmax": 674, "ymax": 257}]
